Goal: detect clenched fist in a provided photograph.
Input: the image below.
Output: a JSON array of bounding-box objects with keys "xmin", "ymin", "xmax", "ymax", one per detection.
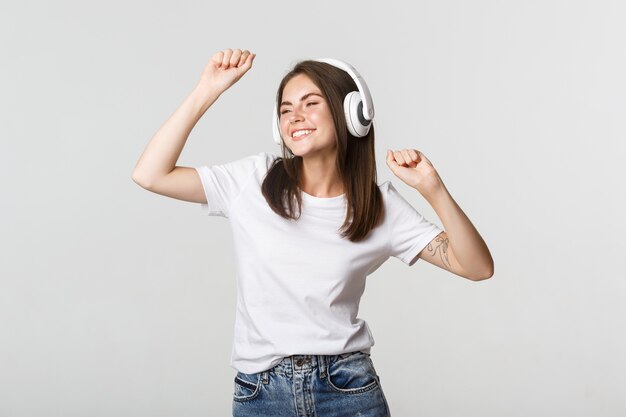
[
  {"xmin": 386, "ymin": 148, "xmax": 444, "ymax": 198},
  {"xmin": 197, "ymin": 48, "xmax": 256, "ymax": 95}
]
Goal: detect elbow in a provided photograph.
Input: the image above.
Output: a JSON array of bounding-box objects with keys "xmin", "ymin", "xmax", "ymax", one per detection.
[
  {"xmin": 468, "ymin": 262, "xmax": 494, "ymax": 281},
  {"xmin": 131, "ymin": 171, "xmax": 151, "ymax": 189}
]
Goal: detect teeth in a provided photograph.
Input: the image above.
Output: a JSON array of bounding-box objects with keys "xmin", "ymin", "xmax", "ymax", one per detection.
[{"xmin": 293, "ymin": 129, "xmax": 313, "ymax": 138}]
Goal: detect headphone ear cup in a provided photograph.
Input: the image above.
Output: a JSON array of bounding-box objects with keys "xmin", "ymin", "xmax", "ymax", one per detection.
[
  {"xmin": 343, "ymin": 91, "xmax": 371, "ymax": 137},
  {"xmin": 272, "ymin": 104, "xmax": 282, "ymax": 145}
]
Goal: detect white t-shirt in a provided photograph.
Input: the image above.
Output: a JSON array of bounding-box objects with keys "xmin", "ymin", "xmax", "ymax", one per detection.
[{"xmin": 195, "ymin": 151, "xmax": 443, "ymax": 374}]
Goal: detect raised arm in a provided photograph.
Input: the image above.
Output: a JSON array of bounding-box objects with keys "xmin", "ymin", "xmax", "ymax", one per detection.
[
  {"xmin": 131, "ymin": 48, "xmax": 256, "ymax": 202},
  {"xmin": 387, "ymin": 148, "xmax": 494, "ymax": 281}
]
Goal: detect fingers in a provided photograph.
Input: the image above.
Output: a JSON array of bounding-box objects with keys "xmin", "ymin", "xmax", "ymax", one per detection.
[
  {"xmin": 388, "ymin": 149, "xmax": 426, "ymax": 167},
  {"xmin": 407, "ymin": 149, "xmax": 421, "ymax": 164},
  {"xmin": 211, "ymin": 51, "xmax": 224, "ymax": 66},
  {"xmin": 241, "ymin": 51, "xmax": 256, "ymax": 69},
  {"xmin": 216, "ymin": 49, "xmax": 255, "ymax": 69},
  {"xmin": 221, "ymin": 49, "xmax": 233, "ymax": 68},
  {"xmin": 230, "ymin": 49, "xmax": 244, "ymax": 66},
  {"xmin": 386, "ymin": 149, "xmax": 397, "ymax": 166},
  {"xmin": 237, "ymin": 50, "xmax": 253, "ymax": 67},
  {"xmin": 391, "ymin": 149, "xmax": 411, "ymax": 167},
  {"xmin": 402, "ymin": 149, "xmax": 420, "ymax": 167}
]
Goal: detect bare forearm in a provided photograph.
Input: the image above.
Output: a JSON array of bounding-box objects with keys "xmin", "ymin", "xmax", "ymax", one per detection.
[
  {"xmin": 131, "ymin": 85, "xmax": 221, "ymax": 185},
  {"xmin": 424, "ymin": 183, "xmax": 494, "ymax": 278}
]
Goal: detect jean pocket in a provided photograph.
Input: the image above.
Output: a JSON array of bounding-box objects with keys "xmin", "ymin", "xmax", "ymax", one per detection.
[
  {"xmin": 233, "ymin": 371, "xmax": 261, "ymax": 402},
  {"xmin": 327, "ymin": 352, "xmax": 380, "ymax": 394}
]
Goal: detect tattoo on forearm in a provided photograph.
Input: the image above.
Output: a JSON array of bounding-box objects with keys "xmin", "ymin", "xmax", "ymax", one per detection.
[{"xmin": 425, "ymin": 235, "xmax": 452, "ymax": 270}]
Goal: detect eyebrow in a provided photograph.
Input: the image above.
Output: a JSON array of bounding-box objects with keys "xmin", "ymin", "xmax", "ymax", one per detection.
[{"xmin": 280, "ymin": 92, "xmax": 324, "ymax": 107}]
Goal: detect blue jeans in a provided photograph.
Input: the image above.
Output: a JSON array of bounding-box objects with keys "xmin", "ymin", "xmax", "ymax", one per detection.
[{"xmin": 232, "ymin": 350, "xmax": 391, "ymax": 416}]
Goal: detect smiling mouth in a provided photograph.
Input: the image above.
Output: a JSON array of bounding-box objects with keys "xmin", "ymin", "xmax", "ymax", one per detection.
[{"xmin": 292, "ymin": 130, "xmax": 315, "ymax": 141}]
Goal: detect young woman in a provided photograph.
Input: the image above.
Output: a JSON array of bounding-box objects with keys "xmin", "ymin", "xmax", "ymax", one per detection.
[{"xmin": 132, "ymin": 48, "xmax": 494, "ymax": 417}]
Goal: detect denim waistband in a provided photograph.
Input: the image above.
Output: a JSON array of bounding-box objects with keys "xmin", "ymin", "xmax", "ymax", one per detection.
[{"xmin": 257, "ymin": 350, "xmax": 370, "ymax": 382}]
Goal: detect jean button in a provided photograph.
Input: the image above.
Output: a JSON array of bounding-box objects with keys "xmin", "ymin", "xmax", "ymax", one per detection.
[{"xmin": 296, "ymin": 358, "xmax": 303, "ymax": 366}]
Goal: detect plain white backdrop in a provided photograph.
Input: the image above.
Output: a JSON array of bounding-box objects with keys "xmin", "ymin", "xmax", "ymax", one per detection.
[{"xmin": 1, "ymin": 0, "xmax": 625, "ymax": 416}]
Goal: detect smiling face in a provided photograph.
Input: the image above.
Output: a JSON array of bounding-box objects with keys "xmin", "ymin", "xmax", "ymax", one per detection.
[{"xmin": 279, "ymin": 73, "xmax": 337, "ymax": 159}]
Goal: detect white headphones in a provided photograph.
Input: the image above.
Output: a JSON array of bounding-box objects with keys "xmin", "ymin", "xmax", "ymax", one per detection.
[{"xmin": 272, "ymin": 58, "xmax": 375, "ymax": 145}]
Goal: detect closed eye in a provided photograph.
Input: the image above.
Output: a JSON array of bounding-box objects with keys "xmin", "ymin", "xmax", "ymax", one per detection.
[{"xmin": 280, "ymin": 102, "xmax": 318, "ymax": 115}]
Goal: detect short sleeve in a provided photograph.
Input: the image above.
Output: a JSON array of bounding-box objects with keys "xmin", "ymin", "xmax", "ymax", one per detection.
[
  {"xmin": 194, "ymin": 151, "xmax": 268, "ymax": 218},
  {"xmin": 384, "ymin": 181, "xmax": 444, "ymax": 266}
]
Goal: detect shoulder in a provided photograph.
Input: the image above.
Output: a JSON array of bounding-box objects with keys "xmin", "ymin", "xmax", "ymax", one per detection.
[
  {"xmin": 225, "ymin": 151, "xmax": 280, "ymax": 173},
  {"xmin": 378, "ymin": 180, "xmax": 393, "ymax": 192},
  {"xmin": 258, "ymin": 151, "xmax": 280, "ymax": 167},
  {"xmin": 377, "ymin": 180, "xmax": 420, "ymax": 213},
  {"xmin": 251, "ymin": 151, "xmax": 281, "ymax": 177},
  {"xmin": 377, "ymin": 180, "xmax": 399, "ymax": 201}
]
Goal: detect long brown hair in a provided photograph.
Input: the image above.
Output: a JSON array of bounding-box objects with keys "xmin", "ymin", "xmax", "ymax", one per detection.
[{"xmin": 261, "ymin": 60, "xmax": 383, "ymax": 242}]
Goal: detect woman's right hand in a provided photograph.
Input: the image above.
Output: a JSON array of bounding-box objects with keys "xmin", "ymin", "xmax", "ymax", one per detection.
[{"xmin": 196, "ymin": 48, "xmax": 256, "ymax": 95}]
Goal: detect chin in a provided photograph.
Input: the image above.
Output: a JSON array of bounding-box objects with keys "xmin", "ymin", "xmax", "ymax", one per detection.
[{"xmin": 292, "ymin": 147, "xmax": 336, "ymax": 160}]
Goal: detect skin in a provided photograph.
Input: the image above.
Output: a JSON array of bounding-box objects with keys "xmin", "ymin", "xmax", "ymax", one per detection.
[
  {"xmin": 279, "ymin": 74, "xmax": 344, "ymax": 198},
  {"xmin": 386, "ymin": 149, "xmax": 494, "ymax": 280},
  {"xmin": 266, "ymin": 60, "xmax": 489, "ymax": 292},
  {"xmin": 210, "ymin": 55, "xmax": 489, "ymax": 281}
]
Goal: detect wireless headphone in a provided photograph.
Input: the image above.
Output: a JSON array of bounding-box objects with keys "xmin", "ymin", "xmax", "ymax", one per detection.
[{"xmin": 272, "ymin": 58, "xmax": 375, "ymax": 146}]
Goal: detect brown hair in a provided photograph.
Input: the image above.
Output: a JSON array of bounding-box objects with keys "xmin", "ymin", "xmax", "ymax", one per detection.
[{"xmin": 261, "ymin": 60, "xmax": 383, "ymax": 242}]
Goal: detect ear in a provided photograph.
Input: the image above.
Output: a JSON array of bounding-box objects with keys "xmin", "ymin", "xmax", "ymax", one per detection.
[{"xmin": 272, "ymin": 104, "xmax": 282, "ymax": 145}]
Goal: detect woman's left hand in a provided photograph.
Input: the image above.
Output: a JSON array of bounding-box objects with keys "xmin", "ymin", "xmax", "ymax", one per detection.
[{"xmin": 386, "ymin": 148, "xmax": 444, "ymax": 198}]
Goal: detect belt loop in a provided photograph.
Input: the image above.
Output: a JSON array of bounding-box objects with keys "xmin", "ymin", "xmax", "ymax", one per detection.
[
  {"xmin": 261, "ymin": 370, "xmax": 269, "ymax": 384},
  {"xmin": 318, "ymin": 355, "xmax": 327, "ymax": 379}
]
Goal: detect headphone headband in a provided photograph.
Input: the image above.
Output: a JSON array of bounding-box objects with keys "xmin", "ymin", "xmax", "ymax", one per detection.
[{"xmin": 314, "ymin": 58, "xmax": 374, "ymax": 121}]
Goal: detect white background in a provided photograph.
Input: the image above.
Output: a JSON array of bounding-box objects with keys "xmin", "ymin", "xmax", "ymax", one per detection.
[{"xmin": 1, "ymin": 0, "xmax": 625, "ymax": 416}]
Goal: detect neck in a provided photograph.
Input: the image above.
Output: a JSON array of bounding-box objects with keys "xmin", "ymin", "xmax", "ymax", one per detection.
[{"xmin": 299, "ymin": 154, "xmax": 344, "ymax": 198}]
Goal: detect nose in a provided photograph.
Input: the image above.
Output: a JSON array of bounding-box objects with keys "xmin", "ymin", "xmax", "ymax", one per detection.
[
  {"xmin": 286, "ymin": 103, "xmax": 307, "ymax": 122},
  {"xmin": 289, "ymin": 110, "xmax": 304, "ymax": 124}
]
